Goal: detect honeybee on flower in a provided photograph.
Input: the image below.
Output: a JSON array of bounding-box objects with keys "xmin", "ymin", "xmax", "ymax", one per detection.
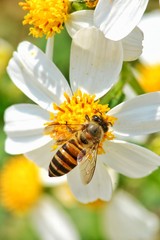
[
  {"xmin": 4, "ymin": 30, "xmax": 160, "ymax": 203},
  {"xmin": 47, "ymin": 114, "xmax": 114, "ymax": 185}
]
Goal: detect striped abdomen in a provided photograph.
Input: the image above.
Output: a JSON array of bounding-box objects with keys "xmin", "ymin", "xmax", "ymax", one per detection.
[{"xmin": 48, "ymin": 137, "xmax": 83, "ymax": 177}]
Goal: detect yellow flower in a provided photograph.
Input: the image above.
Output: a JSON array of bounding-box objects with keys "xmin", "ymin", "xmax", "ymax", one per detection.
[
  {"xmin": 0, "ymin": 39, "xmax": 13, "ymax": 76},
  {"xmin": 19, "ymin": 0, "xmax": 69, "ymax": 38},
  {"xmin": 44, "ymin": 90, "xmax": 116, "ymax": 154},
  {"xmin": 85, "ymin": 0, "xmax": 98, "ymax": 9},
  {"xmin": 138, "ymin": 64, "xmax": 160, "ymax": 92},
  {"xmin": 0, "ymin": 156, "xmax": 42, "ymax": 214}
]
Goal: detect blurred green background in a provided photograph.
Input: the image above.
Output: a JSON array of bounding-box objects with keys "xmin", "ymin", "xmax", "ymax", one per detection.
[{"xmin": 0, "ymin": 0, "xmax": 160, "ymax": 239}]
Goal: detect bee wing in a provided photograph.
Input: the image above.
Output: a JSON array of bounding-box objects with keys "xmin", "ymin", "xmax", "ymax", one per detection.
[
  {"xmin": 45, "ymin": 123, "xmax": 84, "ymax": 134},
  {"xmin": 77, "ymin": 144, "xmax": 98, "ymax": 185},
  {"xmin": 45, "ymin": 123, "xmax": 85, "ymax": 145}
]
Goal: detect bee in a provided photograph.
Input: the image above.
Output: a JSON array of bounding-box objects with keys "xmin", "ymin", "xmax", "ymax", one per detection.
[{"xmin": 48, "ymin": 115, "xmax": 110, "ymax": 185}]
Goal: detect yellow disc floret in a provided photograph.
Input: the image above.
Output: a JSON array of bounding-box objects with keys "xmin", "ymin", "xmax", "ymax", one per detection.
[
  {"xmin": 19, "ymin": 0, "xmax": 69, "ymax": 38},
  {"xmin": 85, "ymin": 0, "xmax": 98, "ymax": 9},
  {"xmin": 0, "ymin": 156, "xmax": 42, "ymax": 214},
  {"xmin": 138, "ymin": 64, "xmax": 160, "ymax": 92},
  {"xmin": 45, "ymin": 90, "xmax": 116, "ymax": 153}
]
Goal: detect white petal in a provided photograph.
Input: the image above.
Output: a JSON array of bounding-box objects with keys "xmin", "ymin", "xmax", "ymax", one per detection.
[
  {"xmin": 7, "ymin": 41, "xmax": 72, "ymax": 112},
  {"xmin": 103, "ymin": 190, "xmax": 160, "ymax": 240},
  {"xmin": 25, "ymin": 141, "xmax": 54, "ymax": 170},
  {"xmin": 94, "ymin": 0, "xmax": 149, "ymax": 40},
  {"xmin": 4, "ymin": 104, "xmax": 49, "ymax": 132},
  {"xmin": 108, "ymin": 92, "xmax": 160, "ymax": 136},
  {"xmin": 67, "ymin": 160, "xmax": 112, "ymax": 203},
  {"xmin": 39, "ymin": 168, "xmax": 67, "ymax": 187},
  {"xmin": 139, "ymin": 10, "xmax": 160, "ymax": 65},
  {"xmin": 66, "ymin": 10, "xmax": 94, "ymax": 38},
  {"xmin": 70, "ymin": 27, "xmax": 123, "ymax": 99},
  {"xmin": 101, "ymin": 140, "xmax": 160, "ymax": 178},
  {"xmin": 107, "ymin": 167, "xmax": 119, "ymax": 191},
  {"xmin": 122, "ymin": 27, "xmax": 143, "ymax": 61},
  {"xmin": 4, "ymin": 104, "xmax": 51, "ymax": 154},
  {"xmin": 31, "ymin": 197, "xmax": 80, "ymax": 240}
]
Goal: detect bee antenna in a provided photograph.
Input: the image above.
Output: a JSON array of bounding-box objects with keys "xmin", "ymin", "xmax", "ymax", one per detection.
[
  {"xmin": 98, "ymin": 111, "xmax": 102, "ymax": 116},
  {"xmin": 93, "ymin": 109, "xmax": 102, "ymax": 116},
  {"xmin": 108, "ymin": 121, "xmax": 113, "ymax": 127},
  {"xmin": 85, "ymin": 115, "xmax": 90, "ymax": 121}
]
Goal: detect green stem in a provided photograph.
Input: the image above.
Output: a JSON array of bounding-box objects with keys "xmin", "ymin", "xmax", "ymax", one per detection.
[
  {"xmin": 99, "ymin": 62, "xmax": 145, "ymax": 107},
  {"xmin": 99, "ymin": 73, "xmax": 126, "ymax": 105},
  {"xmin": 122, "ymin": 63, "xmax": 145, "ymax": 95}
]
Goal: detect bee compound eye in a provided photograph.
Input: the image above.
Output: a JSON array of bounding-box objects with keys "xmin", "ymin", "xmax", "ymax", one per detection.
[
  {"xmin": 102, "ymin": 124, "xmax": 109, "ymax": 132},
  {"xmin": 92, "ymin": 115, "xmax": 99, "ymax": 122}
]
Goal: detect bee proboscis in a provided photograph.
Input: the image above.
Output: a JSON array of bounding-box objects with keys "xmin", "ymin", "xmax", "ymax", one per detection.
[{"xmin": 48, "ymin": 115, "xmax": 110, "ymax": 185}]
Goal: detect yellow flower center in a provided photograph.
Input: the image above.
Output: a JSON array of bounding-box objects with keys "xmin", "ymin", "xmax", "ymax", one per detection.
[
  {"xmin": 19, "ymin": 0, "xmax": 69, "ymax": 38},
  {"xmin": 0, "ymin": 39, "xmax": 13, "ymax": 76},
  {"xmin": 138, "ymin": 64, "xmax": 160, "ymax": 92},
  {"xmin": 85, "ymin": 0, "xmax": 98, "ymax": 9},
  {"xmin": 45, "ymin": 90, "xmax": 116, "ymax": 153},
  {"xmin": 85, "ymin": 199, "xmax": 106, "ymax": 208},
  {"xmin": 0, "ymin": 156, "xmax": 42, "ymax": 214}
]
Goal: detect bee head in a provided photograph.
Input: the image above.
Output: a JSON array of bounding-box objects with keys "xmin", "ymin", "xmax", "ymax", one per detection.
[
  {"xmin": 87, "ymin": 124, "xmax": 102, "ymax": 138},
  {"xmin": 92, "ymin": 115, "xmax": 109, "ymax": 133}
]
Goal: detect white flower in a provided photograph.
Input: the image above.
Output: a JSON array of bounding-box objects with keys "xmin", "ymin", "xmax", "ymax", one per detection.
[
  {"xmin": 139, "ymin": 10, "xmax": 160, "ymax": 65},
  {"xmin": 4, "ymin": 39, "xmax": 160, "ymax": 203},
  {"xmin": 66, "ymin": 0, "xmax": 149, "ymax": 61},
  {"xmin": 103, "ymin": 190, "xmax": 160, "ymax": 240},
  {"xmin": 20, "ymin": 0, "xmax": 146, "ymax": 63},
  {"xmin": 136, "ymin": 10, "xmax": 160, "ymax": 92},
  {"xmin": 94, "ymin": 0, "xmax": 148, "ymax": 41},
  {"xmin": 33, "ymin": 170, "xmax": 80, "ymax": 240},
  {"xmin": 31, "ymin": 196, "xmax": 80, "ymax": 240}
]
